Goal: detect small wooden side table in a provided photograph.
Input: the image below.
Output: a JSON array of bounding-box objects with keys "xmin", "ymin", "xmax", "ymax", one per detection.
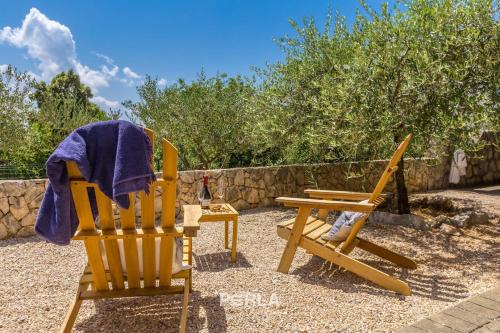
[{"xmin": 183, "ymin": 203, "xmax": 239, "ymax": 262}]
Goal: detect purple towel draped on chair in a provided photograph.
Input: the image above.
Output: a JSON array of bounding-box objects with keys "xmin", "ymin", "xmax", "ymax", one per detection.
[{"xmin": 35, "ymin": 120, "xmax": 156, "ymax": 245}]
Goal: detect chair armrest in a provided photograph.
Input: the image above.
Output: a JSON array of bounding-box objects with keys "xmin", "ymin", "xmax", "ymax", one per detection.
[
  {"xmin": 304, "ymin": 189, "xmax": 373, "ymax": 200},
  {"xmin": 275, "ymin": 197, "xmax": 375, "ymax": 212},
  {"xmin": 182, "ymin": 205, "xmax": 201, "ymax": 237}
]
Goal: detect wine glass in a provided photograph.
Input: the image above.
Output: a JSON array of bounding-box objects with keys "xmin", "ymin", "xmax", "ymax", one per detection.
[{"xmin": 216, "ymin": 178, "xmax": 225, "ymax": 203}]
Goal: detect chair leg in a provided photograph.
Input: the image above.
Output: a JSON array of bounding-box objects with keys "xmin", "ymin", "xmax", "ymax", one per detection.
[
  {"xmin": 189, "ymin": 269, "xmax": 193, "ymax": 292},
  {"xmin": 178, "ymin": 278, "xmax": 190, "ymax": 333},
  {"xmin": 231, "ymin": 217, "xmax": 238, "ymax": 262},
  {"xmin": 59, "ymin": 285, "xmax": 86, "ymax": 333},
  {"xmin": 277, "ymin": 207, "xmax": 311, "ymax": 273},
  {"xmin": 356, "ymin": 237, "xmax": 417, "ymax": 269},
  {"xmin": 224, "ymin": 220, "xmax": 229, "ymax": 249}
]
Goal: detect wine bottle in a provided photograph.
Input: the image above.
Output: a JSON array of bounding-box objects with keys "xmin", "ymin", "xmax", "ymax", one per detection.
[{"xmin": 200, "ymin": 175, "xmax": 212, "ymax": 209}]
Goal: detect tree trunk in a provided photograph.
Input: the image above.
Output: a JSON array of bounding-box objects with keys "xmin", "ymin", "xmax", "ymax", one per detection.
[{"xmin": 395, "ymin": 157, "xmax": 411, "ymax": 214}]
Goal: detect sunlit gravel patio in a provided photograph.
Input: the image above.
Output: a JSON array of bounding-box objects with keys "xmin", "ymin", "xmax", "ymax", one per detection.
[{"xmin": 1, "ymin": 197, "xmax": 499, "ymax": 332}]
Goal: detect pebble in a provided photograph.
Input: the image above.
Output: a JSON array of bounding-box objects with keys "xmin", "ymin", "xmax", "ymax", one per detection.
[{"xmin": 0, "ymin": 204, "xmax": 498, "ymax": 332}]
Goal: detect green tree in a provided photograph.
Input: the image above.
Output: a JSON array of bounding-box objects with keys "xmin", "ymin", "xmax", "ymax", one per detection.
[
  {"xmin": 260, "ymin": 0, "xmax": 499, "ymax": 213},
  {"xmin": 3, "ymin": 69, "xmax": 111, "ymax": 178},
  {"xmin": 32, "ymin": 70, "xmax": 108, "ymax": 147},
  {"xmin": 0, "ymin": 65, "xmax": 35, "ymax": 160},
  {"xmin": 33, "ymin": 70, "xmax": 102, "ymax": 116},
  {"xmin": 125, "ymin": 72, "xmax": 257, "ymax": 170}
]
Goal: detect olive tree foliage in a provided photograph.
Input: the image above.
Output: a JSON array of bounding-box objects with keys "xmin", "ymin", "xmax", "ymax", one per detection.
[
  {"xmin": 125, "ymin": 73, "xmax": 258, "ymax": 170},
  {"xmin": 32, "ymin": 70, "xmax": 109, "ymax": 147},
  {"xmin": 1, "ymin": 69, "xmax": 111, "ymax": 177},
  {"xmin": 257, "ymin": 0, "xmax": 499, "ymax": 213},
  {"xmin": 11, "ymin": 97, "xmax": 111, "ymax": 177},
  {"xmin": 0, "ymin": 65, "xmax": 35, "ymax": 158}
]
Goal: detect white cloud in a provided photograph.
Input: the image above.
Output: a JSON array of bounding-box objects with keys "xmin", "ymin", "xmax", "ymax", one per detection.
[
  {"xmin": 101, "ymin": 64, "xmax": 118, "ymax": 77},
  {"xmin": 158, "ymin": 78, "xmax": 167, "ymax": 86},
  {"xmin": 123, "ymin": 66, "xmax": 141, "ymax": 79},
  {"xmin": 0, "ymin": 8, "xmax": 75, "ymax": 80},
  {"xmin": 120, "ymin": 78, "xmax": 134, "ymax": 87},
  {"xmin": 74, "ymin": 62, "xmax": 110, "ymax": 90},
  {"xmin": 1, "ymin": 8, "xmax": 147, "ymax": 107},
  {"xmin": 93, "ymin": 52, "xmax": 114, "ymax": 64},
  {"xmin": 91, "ymin": 96, "xmax": 120, "ymax": 109},
  {"xmin": 27, "ymin": 70, "xmax": 41, "ymax": 81},
  {"xmin": 0, "ymin": 8, "xmax": 115, "ymax": 92},
  {"xmin": 0, "ymin": 64, "xmax": 8, "ymax": 72}
]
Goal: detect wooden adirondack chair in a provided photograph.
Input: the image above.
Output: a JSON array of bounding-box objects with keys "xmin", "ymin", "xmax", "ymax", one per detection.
[
  {"xmin": 276, "ymin": 134, "xmax": 417, "ymax": 295},
  {"xmin": 60, "ymin": 129, "xmax": 200, "ymax": 333}
]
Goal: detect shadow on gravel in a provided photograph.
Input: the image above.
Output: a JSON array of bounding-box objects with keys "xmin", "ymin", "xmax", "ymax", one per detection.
[
  {"xmin": 0, "ymin": 235, "xmax": 41, "ymax": 248},
  {"xmin": 288, "ymin": 220, "xmax": 498, "ymax": 302},
  {"xmin": 75, "ymin": 292, "xmax": 228, "ymax": 333},
  {"xmin": 193, "ymin": 251, "xmax": 252, "ymax": 272},
  {"xmin": 466, "ymin": 184, "xmax": 500, "ymax": 195},
  {"xmin": 291, "ymin": 254, "xmax": 469, "ymax": 302},
  {"xmin": 189, "ymin": 294, "xmax": 228, "ymax": 333}
]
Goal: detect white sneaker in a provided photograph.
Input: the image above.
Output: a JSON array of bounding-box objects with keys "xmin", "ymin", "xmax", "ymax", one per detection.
[{"xmin": 321, "ymin": 225, "xmax": 353, "ymax": 242}]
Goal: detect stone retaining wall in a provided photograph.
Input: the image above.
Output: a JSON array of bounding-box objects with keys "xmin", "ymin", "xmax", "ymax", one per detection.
[
  {"xmin": 454, "ymin": 132, "xmax": 500, "ymax": 186},
  {"xmin": 0, "ymin": 180, "xmax": 46, "ymax": 239},
  {"xmin": 1, "ymin": 133, "xmax": 498, "ymax": 240}
]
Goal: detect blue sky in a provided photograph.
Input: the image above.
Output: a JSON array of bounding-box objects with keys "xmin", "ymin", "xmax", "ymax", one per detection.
[{"xmin": 0, "ymin": 1, "xmax": 392, "ymax": 111}]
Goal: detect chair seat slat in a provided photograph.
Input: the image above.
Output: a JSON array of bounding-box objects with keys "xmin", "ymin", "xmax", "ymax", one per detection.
[{"xmin": 72, "ymin": 226, "xmax": 183, "ymax": 240}]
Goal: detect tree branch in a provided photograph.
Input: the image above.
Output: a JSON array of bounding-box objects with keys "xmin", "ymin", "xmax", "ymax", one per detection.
[{"xmin": 391, "ymin": 46, "xmax": 411, "ymax": 105}]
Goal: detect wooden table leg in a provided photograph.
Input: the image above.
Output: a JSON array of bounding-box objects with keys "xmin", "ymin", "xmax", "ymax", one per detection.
[
  {"xmin": 188, "ymin": 236, "xmax": 193, "ymax": 291},
  {"xmin": 224, "ymin": 220, "xmax": 229, "ymax": 249},
  {"xmin": 231, "ymin": 217, "xmax": 238, "ymax": 262}
]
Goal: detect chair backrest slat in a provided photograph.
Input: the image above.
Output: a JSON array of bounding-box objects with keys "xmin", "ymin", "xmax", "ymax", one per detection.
[
  {"xmin": 341, "ymin": 134, "xmax": 413, "ymax": 252},
  {"xmin": 368, "ymin": 134, "xmax": 413, "ymax": 203},
  {"xmin": 141, "ymin": 127, "xmax": 156, "ymax": 230},
  {"xmin": 159, "ymin": 237, "xmax": 174, "ymax": 287},
  {"xmin": 119, "ymin": 194, "xmax": 141, "ymax": 288},
  {"xmin": 159, "ymin": 139, "xmax": 178, "ymax": 287},
  {"xmin": 161, "ymin": 139, "xmax": 178, "ymax": 228},
  {"xmin": 95, "ymin": 189, "xmax": 125, "ymax": 289},
  {"xmin": 69, "ymin": 180, "xmax": 109, "ymax": 290},
  {"xmin": 141, "ymin": 128, "xmax": 156, "ymax": 287},
  {"xmin": 140, "ymin": 190, "xmax": 155, "ymax": 228},
  {"xmin": 95, "ymin": 189, "xmax": 114, "ymax": 229}
]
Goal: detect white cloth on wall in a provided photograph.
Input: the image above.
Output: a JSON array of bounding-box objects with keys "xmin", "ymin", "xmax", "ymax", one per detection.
[{"xmin": 449, "ymin": 149, "xmax": 467, "ymax": 184}]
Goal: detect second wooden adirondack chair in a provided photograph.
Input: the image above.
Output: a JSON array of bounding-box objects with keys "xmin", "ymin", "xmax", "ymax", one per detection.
[
  {"xmin": 276, "ymin": 134, "xmax": 417, "ymax": 295},
  {"xmin": 60, "ymin": 129, "xmax": 200, "ymax": 333}
]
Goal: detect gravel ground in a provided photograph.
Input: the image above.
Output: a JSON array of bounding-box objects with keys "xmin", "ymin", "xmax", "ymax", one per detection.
[
  {"xmin": 412, "ymin": 185, "xmax": 500, "ymax": 220},
  {"xmin": 0, "ymin": 191, "xmax": 499, "ymax": 333}
]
